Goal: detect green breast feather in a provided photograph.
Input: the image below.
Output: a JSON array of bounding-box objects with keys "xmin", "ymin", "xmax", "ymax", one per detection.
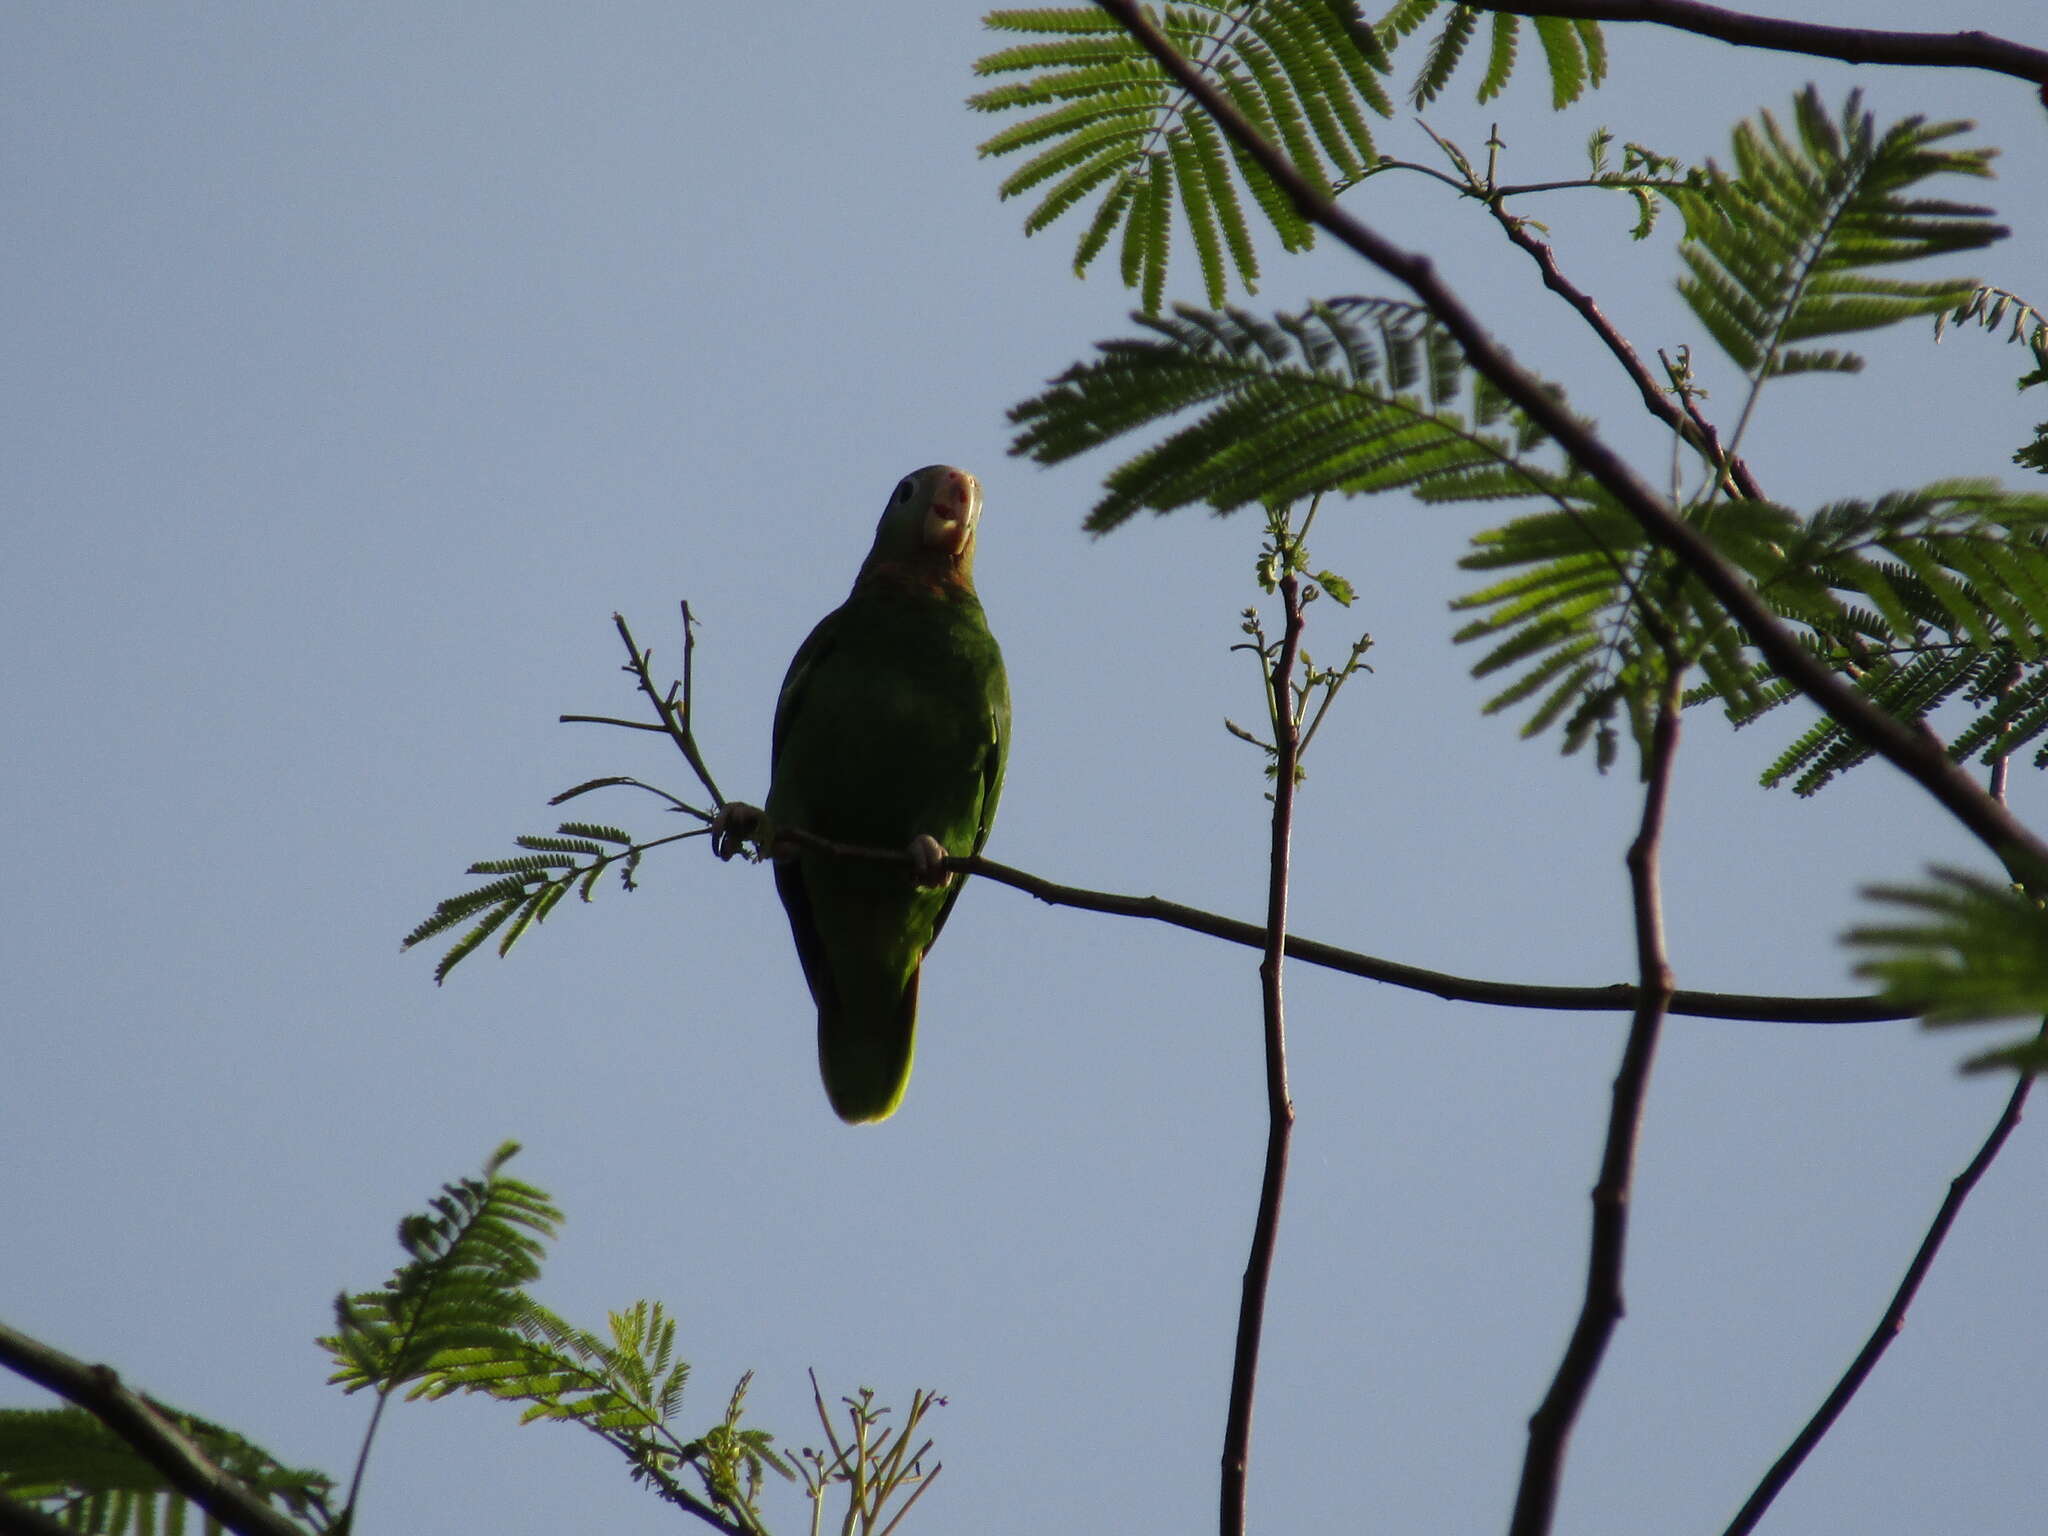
[{"xmin": 763, "ymin": 466, "xmax": 1009, "ymax": 1123}]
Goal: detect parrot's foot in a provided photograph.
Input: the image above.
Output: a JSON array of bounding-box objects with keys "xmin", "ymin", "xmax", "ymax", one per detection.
[
  {"xmin": 709, "ymin": 801, "xmax": 762, "ymax": 861},
  {"xmin": 907, "ymin": 833, "xmax": 953, "ymax": 888}
]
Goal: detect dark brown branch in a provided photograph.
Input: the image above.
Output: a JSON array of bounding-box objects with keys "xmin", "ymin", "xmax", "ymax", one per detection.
[
  {"xmin": 1486, "ymin": 206, "xmax": 1763, "ymax": 502},
  {"xmin": 1721, "ymin": 1041, "xmax": 2038, "ymax": 1536},
  {"xmin": 611, "ymin": 611, "xmax": 726, "ymax": 812},
  {"xmin": 1473, "ymin": 2, "xmax": 2048, "ymax": 88},
  {"xmin": 1221, "ymin": 568, "xmax": 1306, "ymax": 1536},
  {"xmin": 1723, "ymin": 733, "xmax": 2037, "ymax": 1534},
  {"xmin": 0, "ymin": 1491, "xmax": 79, "ymax": 1536},
  {"xmin": 0, "ymin": 1320, "xmax": 311, "ymax": 1536},
  {"xmin": 1090, "ymin": 0, "xmax": 2048, "ymax": 883},
  {"xmin": 770, "ymin": 827, "xmax": 1908, "ymax": 1024},
  {"xmin": 1510, "ymin": 663, "xmax": 1684, "ymax": 1536}
]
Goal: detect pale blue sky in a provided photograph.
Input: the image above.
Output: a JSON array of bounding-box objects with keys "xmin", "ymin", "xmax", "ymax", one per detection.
[{"xmin": 5, "ymin": 4, "xmax": 2047, "ymax": 1533}]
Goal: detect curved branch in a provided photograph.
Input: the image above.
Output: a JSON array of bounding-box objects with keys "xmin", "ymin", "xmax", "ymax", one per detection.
[
  {"xmin": 0, "ymin": 1320, "xmax": 311, "ymax": 1536},
  {"xmin": 1090, "ymin": 0, "xmax": 2048, "ymax": 883},
  {"xmin": 1472, "ymin": 2, "xmax": 2048, "ymax": 88},
  {"xmin": 1510, "ymin": 664, "xmax": 1683, "ymax": 1536},
  {"xmin": 767, "ymin": 827, "xmax": 1909, "ymax": 1023},
  {"xmin": 1721, "ymin": 1039, "xmax": 2038, "ymax": 1535},
  {"xmin": 1486, "ymin": 204, "xmax": 1764, "ymax": 502}
]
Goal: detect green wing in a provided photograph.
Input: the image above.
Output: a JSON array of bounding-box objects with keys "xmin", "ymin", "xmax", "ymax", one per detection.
[{"xmin": 765, "ymin": 585, "xmax": 1008, "ymax": 1123}]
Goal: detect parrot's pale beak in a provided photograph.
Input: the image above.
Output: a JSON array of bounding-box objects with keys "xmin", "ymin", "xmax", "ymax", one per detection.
[{"xmin": 923, "ymin": 471, "xmax": 983, "ymax": 556}]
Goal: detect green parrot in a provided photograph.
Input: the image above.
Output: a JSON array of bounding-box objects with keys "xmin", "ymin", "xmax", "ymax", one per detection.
[{"xmin": 758, "ymin": 465, "xmax": 1009, "ymax": 1123}]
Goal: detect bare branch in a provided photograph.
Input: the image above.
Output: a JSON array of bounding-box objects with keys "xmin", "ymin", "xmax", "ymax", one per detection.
[
  {"xmin": 607, "ymin": 611, "xmax": 727, "ymax": 811},
  {"xmin": 1721, "ymin": 1041, "xmax": 2037, "ymax": 1535},
  {"xmin": 1723, "ymin": 729, "xmax": 2040, "ymax": 1533},
  {"xmin": 764, "ymin": 827, "xmax": 1910, "ymax": 1024},
  {"xmin": 1221, "ymin": 565, "xmax": 1307, "ymax": 1536},
  {"xmin": 1472, "ymin": 2, "xmax": 2048, "ymax": 88},
  {"xmin": 1486, "ymin": 204, "xmax": 1763, "ymax": 502},
  {"xmin": 1089, "ymin": 0, "xmax": 2048, "ymax": 882},
  {"xmin": 0, "ymin": 1320, "xmax": 312, "ymax": 1536},
  {"xmin": 1510, "ymin": 661, "xmax": 1685, "ymax": 1536}
]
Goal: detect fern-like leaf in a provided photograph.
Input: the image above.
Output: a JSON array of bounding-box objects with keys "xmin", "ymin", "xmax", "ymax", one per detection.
[
  {"xmin": 1689, "ymin": 483, "xmax": 2048, "ymax": 792},
  {"xmin": 1847, "ymin": 868, "xmax": 2048, "ymax": 1070},
  {"xmin": 972, "ymin": 2, "xmax": 1391, "ymax": 309},
  {"xmin": 1009, "ymin": 296, "xmax": 1568, "ymax": 531},
  {"xmin": 1406, "ymin": 3, "xmax": 1603, "ymax": 108},
  {"xmin": 322, "ymin": 1142, "xmax": 559, "ymax": 1398},
  {"xmin": 0, "ymin": 1406, "xmax": 336, "ymax": 1534},
  {"xmin": 1675, "ymin": 87, "xmax": 2004, "ymax": 382}
]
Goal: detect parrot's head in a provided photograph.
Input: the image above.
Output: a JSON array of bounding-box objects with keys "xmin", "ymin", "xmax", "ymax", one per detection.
[{"xmin": 862, "ymin": 465, "xmax": 985, "ymax": 590}]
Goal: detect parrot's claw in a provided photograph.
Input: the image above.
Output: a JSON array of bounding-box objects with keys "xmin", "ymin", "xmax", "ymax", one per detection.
[
  {"xmin": 907, "ymin": 833, "xmax": 953, "ymax": 888},
  {"xmin": 710, "ymin": 802, "xmax": 762, "ymax": 861}
]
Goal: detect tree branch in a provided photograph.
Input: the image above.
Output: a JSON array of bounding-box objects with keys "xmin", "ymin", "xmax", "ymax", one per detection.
[
  {"xmin": 1220, "ymin": 567, "xmax": 1306, "ymax": 1536},
  {"xmin": 0, "ymin": 1490, "xmax": 88, "ymax": 1536},
  {"xmin": 761, "ymin": 827, "xmax": 1909, "ymax": 1022},
  {"xmin": 761, "ymin": 828, "xmax": 1911, "ymax": 1024},
  {"xmin": 1472, "ymin": 2, "xmax": 2048, "ymax": 89},
  {"xmin": 1090, "ymin": 0, "xmax": 2048, "ymax": 883},
  {"xmin": 1509, "ymin": 661, "xmax": 1684, "ymax": 1536},
  {"xmin": 1485, "ymin": 203, "xmax": 1763, "ymax": 502},
  {"xmin": 1722, "ymin": 735, "xmax": 2040, "ymax": 1534},
  {"xmin": 1720, "ymin": 1037, "xmax": 2038, "ymax": 1536},
  {"xmin": 0, "ymin": 1321, "xmax": 312, "ymax": 1536}
]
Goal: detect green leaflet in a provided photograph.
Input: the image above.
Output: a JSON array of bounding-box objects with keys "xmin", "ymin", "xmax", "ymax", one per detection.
[
  {"xmin": 0, "ymin": 1406, "xmax": 336, "ymax": 1535},
  {"xmin": 1848, "ymin": 868, "xmax": 2048, "ymax": 1071},
  {"xmin": 972, "ymin": 2, "xmax": 1390, "ymax": 309},
  {"xmin": 1675, "ymin": 87, "xmax": 2004, "ymax": 384},
  {"xmin": 1008, "ymin": 296, "xmax": 1567, "ymax": 531},
  {"xmin": 1686, "ymin": 484, "xmax": 2048, "ymax": 793}
]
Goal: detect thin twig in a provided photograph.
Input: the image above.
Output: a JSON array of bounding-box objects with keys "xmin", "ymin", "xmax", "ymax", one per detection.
[
  {"xmin": 1486, "ymin": 205, "xmax": 1763, "ymax": 502},
  {"xmin": 1221, "ymin": 567, "xmax": 1307, "ymax": 1536},
  {"xmin": 1509, "ymin": 660, "xmax": 1684, "ymax": 1536},
  {"xmin": 610, "ymin": 612, "xmax": 726, "ymax": 812},
  {"xmin": 1722, "ymin": 727, "xmax": 2038, "ymax": 1534},
  {"xmin": 1720, "ymin": 1048, "xmax": 2036, "ymax": 1535},
  {"xmin": 766, "ymin": 827, "xmax": 1907, "ymax": 1024},
  {"xmin": 1470, "ymin": 1, "xmax": 2048, "ymax": 88},
  {"xmin": 0, "ymin": 1320, "xmax": 310, "ymax": 1536},
  {"xmin": 1089, "ymin": 0, "xmax": 2048, "ymax": 882}
]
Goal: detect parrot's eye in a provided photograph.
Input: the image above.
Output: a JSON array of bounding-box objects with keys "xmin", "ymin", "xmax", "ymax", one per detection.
[{"xmin": 895, "ymin": 479, "xmax": 914, "ymax": 503}]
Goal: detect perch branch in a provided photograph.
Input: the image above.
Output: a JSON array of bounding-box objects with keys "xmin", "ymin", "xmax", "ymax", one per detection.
[
  {"xmin": 769, "ymin": 829, "xmax": 1910, "ymax": 1025},
  {"xmin": 767, "ymin": 828, "xmax": 1905, "ymax": 1022}
]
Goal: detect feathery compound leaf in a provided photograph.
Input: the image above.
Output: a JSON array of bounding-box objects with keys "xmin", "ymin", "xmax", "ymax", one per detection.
[
  {"xmin": 1452, "ymin": 495, "xmax": 1825, "ymax": 762},
  {"xmin": 973, "ymin": 2, "xmax": 1392, "ymax": 310},
  {"xmin": 1406, "ymin": 4, "xmax": 1603, "ymax": 107},
  {"xmin": 1688, "ymin": 483, "xmax": 2048, "ymax": 793},
  {"xmin": 0, "ymin": 1407, "xmax": 336, "ymax": 1534},
  {"xmin": 406, "ymin": 805, "xmax": 688, "ymax": 980},
  {"xmin": 1847, "ymin": 869, "xmax": 2048, "ymax": 1069},
  {"xmin": 1010, "ymin": 296, "xmax": 1567, "ymax": 532},
  {"xmin": 1675, "ymin": 87, "xmax": 2004, "ymax": 383},
  {"xmin": 323, "ymin": 1143, "xmax": 560, "ymax": 1398}
]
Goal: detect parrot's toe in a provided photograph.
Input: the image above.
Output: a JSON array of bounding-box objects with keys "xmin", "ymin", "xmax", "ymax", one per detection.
[
  {"xmin": 710, "ymin": 801, "xmax": 762, "ymax": 861},
  {"xmin": 907, "ymin": 833, "xmax": 953, "ymax": 888}
]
